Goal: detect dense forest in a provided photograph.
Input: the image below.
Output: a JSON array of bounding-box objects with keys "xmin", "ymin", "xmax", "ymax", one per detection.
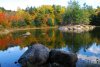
[{"xmin": 0, "ymin": 1, "xmax": 100, "ymax": 28}]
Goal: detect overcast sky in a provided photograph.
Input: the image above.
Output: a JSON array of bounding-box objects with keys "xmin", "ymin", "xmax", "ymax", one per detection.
[{"xmin": 0, "ymin": 0, "xmax": 100, "ymax": 11}]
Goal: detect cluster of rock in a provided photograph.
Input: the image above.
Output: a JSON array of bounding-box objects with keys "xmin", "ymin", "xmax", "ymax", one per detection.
[
  {"xmin": 59, "ymin": 25, "xmax": 95, "ymax": 33},
  {"xmin": 18, "ymin": 44, "xmax": 78, "ymax": 67}
]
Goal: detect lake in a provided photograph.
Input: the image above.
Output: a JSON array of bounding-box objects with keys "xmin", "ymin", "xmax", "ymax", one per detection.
[{"xmin": 0, "ymin": 27, "xmax": 100, "ymax": 67}]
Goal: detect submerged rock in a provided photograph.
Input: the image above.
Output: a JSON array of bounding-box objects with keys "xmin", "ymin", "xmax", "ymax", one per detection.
[
  {"xmin": 49, "ymin": 49, "xmax": 78, "ymax": 67},
  {"xmin": 22, "ymin": 32, "xmax": 31, "ymax": 36},
  {"xmin": 18, "ymin": 44, "xmax": 50, "ymax": 67}
]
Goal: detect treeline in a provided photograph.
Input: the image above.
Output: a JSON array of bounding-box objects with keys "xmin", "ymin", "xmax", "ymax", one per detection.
[{"xmin": 0, "ymin": 1, "xmax": 100, "ymax": 28}]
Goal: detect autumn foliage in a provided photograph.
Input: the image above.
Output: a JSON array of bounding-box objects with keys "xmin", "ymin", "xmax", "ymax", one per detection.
[
  {"xmin": 0, "ymin": 12, "xmax": 6, "ymax": 24},
  {"xmin": 0, "ymin": 2, "xmax": 100, "ymax": 28}
]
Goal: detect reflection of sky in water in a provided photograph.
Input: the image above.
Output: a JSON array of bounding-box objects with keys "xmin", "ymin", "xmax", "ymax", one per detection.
[
  {"xmin": 78, "ymin": 43, "xmax": 100, "ymax": 60},
  {"xmin": 61, "ymin": 43, "xmax": 100, "ymax": 59},
  {"xmin": 88, "ymin": 43, "xmax": 100, "ymax": 55},
  {"xmin": 60, "ymin": 45, "xmax": 70, "ymax": 52},
  {"xmin": 0, "ymin": 46, "xmax": 28, "ymax": 67},
  {"xmin": 0, "ymin": 43, "xmax": 100, "ymax": 67},
  {"xmin": 61, "ymin": 43, "xmax": 100, "ymax": 66}
]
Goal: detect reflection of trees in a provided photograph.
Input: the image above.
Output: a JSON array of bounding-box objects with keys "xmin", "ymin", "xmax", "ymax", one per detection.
[
  {"xmin": 46, "ymin": 29, "xmax": 66, "ymax": 48},
  {"xmin": 0, "ymin": 28, "xmax": 100, "ymax": 51},
  {"xmin": 62, "ymin": 32, "xmax": 95, "ymax": 53},
  {"xmin": 0, "ymin": 29, "xmax": 66, "ymax": 50},
  {"xmin": 90, "ymin": 27, "xmax": 100, "ymax": 44},
  {"xmin": 0, "ymin": 33, "xmax": 21, "ymax": 50}
]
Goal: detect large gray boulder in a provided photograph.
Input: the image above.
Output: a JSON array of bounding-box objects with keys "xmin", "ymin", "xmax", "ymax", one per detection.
[
  {"xmin": 18, "ymin": 44, "xmax": 50, "ymax": 67},
  {"xmin": 49, "ymin": 49, "xmax": 78, "ymax": 67}
]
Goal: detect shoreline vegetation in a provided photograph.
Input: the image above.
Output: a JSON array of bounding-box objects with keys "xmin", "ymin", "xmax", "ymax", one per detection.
[
  {"xmin": 0, "ymin": 25, "xmax": 97, "ymax": 35},
  {"xmin": 0, "ymin": 26, "xmax": 58, "ymax": 35},
  {"xmin": 0, "ymin": 1, "xmax": 100, "ymax": 34}
]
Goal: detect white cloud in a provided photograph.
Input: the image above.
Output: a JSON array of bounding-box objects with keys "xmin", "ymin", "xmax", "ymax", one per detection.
[
  {"xmin": 78, "ymin": 54, "xmax": 100, "ymax": 64},
  {"xmin": 88, "ymin": 43, "xmax": 100, "ymax": 54}
]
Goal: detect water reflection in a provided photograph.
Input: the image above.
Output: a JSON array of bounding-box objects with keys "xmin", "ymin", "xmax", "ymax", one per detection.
[
  {"xmin": 0, "ymin": 46, "xmax": 27, "ymax": 67},
  {"xmin": 77, "ymin": 43, "xmax": 100, "ymax": 66},
  {"xmin": 0, "ymin": 27, "xmax": 100, "ymax": 67}
]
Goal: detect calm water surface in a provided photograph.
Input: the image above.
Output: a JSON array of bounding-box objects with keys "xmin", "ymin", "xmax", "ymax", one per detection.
[{"xmin": 0, "ymin": 27, "xmax": 100, "ymax": 67}]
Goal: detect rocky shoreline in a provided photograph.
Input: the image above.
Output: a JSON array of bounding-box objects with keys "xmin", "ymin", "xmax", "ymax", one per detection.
[
  {"xmin": 59, "ymin": 25, "xmax": 95, "ymax": 33},
  {"xmin": 0, "ymin": 25, "xmax": 96, "ymax": 35}
]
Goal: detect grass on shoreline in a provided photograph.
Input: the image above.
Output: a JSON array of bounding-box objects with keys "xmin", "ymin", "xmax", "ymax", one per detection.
[{"xmin": 0, "ymin": 26, "xmax": 58, "ymax": 35}]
